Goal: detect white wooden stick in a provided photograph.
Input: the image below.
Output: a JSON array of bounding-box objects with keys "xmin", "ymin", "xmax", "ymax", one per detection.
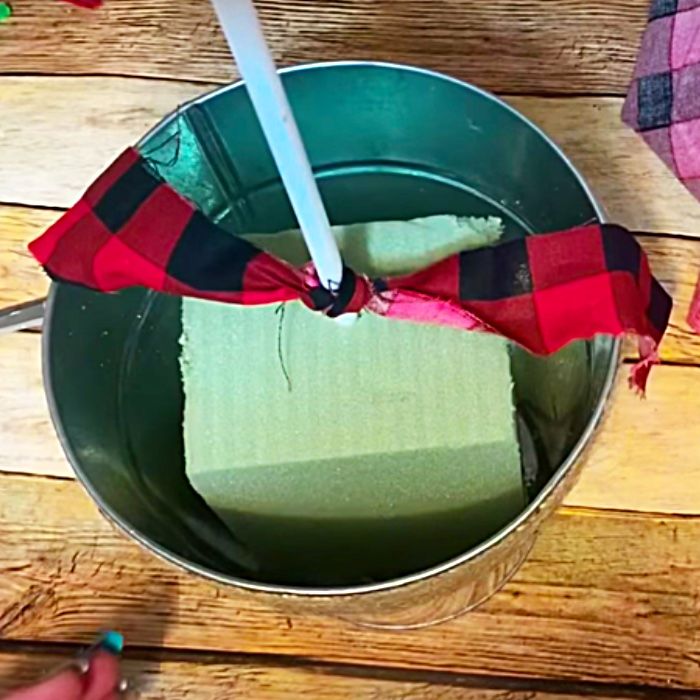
[{"xmin": 210, "ymin": 0, "xmax": 344, "ymax": 291}]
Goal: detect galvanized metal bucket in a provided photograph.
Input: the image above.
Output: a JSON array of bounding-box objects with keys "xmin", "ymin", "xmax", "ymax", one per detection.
[{"xmin": 5, "ymin": 62, "xmax": 618, "ymax": 628}]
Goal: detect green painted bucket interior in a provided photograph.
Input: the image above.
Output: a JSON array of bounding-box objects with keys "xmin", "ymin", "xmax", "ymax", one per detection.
[{"xmin": 44, "ymin": 63, "xmax": 616, "ymax": 590}]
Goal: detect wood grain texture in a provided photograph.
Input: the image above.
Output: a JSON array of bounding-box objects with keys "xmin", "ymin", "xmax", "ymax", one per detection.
[
  {"xmin": 2, "ymin": 78, "xmax": 699, "ymax": 234},
  {"xmin": 0, "ymin": 473, "xmax": 697, "ymax": 689},
  {"xmin": 0, "ymin": 333, "xmax": 65, "ymax": 477},
  {"xmin": 0, "ymin": 206, "xmax": 54, "ymax": 308},
  {"xmin": 568, "ymin": 362, "xmax": 700, "ymax": 515},
  {"xmin": 0, "ymin": 77, "xmax": 208, "ymax": 209},
  {"xmin": 0, "ymin": 650, "xmax": 672, "ymax": 700},
  {"xmin": 1, "ymin": 332, "xmax": 698, "ymax": 515},
  {"xmin": 0, "ymin": 0, "xmax": 649, "ymax": 95},
  {"xmin": 2, "ymin": 206, "xmax": 697, "ymax": 362}
]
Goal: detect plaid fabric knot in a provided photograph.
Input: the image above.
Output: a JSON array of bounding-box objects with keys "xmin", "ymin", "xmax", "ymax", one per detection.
[
  {"xmin": 304, "ymin": 266, "xmax": 375, "ymax": 317},
  {"xmin": 29, "ymin": 148, "xmax": 672, "ymax": 393}
]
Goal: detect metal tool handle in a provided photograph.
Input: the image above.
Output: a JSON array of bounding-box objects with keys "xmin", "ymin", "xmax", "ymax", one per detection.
[{"xmin": 0, "ymin": 299, "xmax": 45, "ymax": 334}]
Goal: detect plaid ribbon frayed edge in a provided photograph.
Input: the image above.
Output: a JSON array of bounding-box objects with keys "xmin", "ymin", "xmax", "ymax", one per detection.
[
  {"xmin": 29, "ymin": 148, "xmax": 672, "ymax": 392},
  {"xmin": 622, "ymin": 0, "xmax": 700, "ymax": 331}
]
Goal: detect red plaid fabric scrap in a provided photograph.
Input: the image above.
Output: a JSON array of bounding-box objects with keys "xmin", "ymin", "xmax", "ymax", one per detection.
[{"xmin": 29, "ymin": 148, "xmax": 672, "ymax": 392}]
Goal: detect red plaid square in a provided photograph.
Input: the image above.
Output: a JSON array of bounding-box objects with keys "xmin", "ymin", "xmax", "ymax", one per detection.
[
  {"xmin": 469, "ymin": 295, "xmax": 545, "ymax": 354},
  {"xmin": 527, "ymin": 226, "xmax": 606, "ymax": 289},
  {"xmin": 28, "ymin": 199, "xmax": 93, "ymax": 264},
  {"xmin": 115, "ymin": 187, "xmax": 194, "ymax": 268},
  {"xmin": 49, "ymin": 210, "xmax": 112, "ymax": 289},
  {"xmin": 534, "ymin": 276, "xmax": 622, "ymax": 353},
  {"xmin": 93, "ymin": 237, "xmax": 167, "ymax": 292}
]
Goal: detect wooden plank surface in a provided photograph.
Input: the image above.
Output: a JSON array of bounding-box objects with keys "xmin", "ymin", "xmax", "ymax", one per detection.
[
  {"xmin": 0, "ymin": 474, "xmax": 697, "ymax": 690},
  {"xmin": 4, "ymin": 78, "xmax": 700, "ymax": 233},
  {"xmin": 0, "ymin": 0, "xmax": 649, "ymax": 95},
  {"xmin": 0, "ymin": 77, "xmax": 207, "ymax": 210},
  {"xmin": 0, "ymin": 333, "xmax": 65, "ymax": 478},
  {"xmin": 568, "ymin": 363, "xmax": 700, "ymax": 514},
  {"xmin": 0, "ymin": 206, "xmax": 53, "ymax": 308},
  {"xmin": 0, "ymin": 649, "xmax": 674, "ymax": 700}
]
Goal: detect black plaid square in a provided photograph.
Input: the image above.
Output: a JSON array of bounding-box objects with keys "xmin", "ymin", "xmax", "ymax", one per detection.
[
  {"xmin": 647, "ymin": 278, "xmax": 673, "ymax": 334},
  {"xmin": 601, "ymin": 224, "xmax": 642, "ymax": 277},
  {"xmin": 638, "ymin": 72, "xmax": 674, "ymax": 130},
  {"xmin": 459, "ymin": 238, "xmax": 532, "ymax": 300},
  {"xmin": 93, "ymin": 161, "xmax": 160, "ymax": 233},
  {"xmin": 649, "ymin": 0, "xmax": 678, "ymax": 19},
  {"xmin": 167, "ymin": 210, "xmax": 259, "ymax": 291}
]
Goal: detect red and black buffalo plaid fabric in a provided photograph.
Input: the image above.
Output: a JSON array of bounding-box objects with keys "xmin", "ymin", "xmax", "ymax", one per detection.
[{"xmin": 29, "ymin": 148, "xmax": 672, "ymax": 392}]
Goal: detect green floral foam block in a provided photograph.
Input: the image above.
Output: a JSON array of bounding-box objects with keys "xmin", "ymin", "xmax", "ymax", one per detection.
[{"xmin": 181, "ymin": 215, "xmax": 524, "ymax": 585}]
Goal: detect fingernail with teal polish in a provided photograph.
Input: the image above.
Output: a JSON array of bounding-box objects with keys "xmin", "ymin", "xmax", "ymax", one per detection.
[{"xmin": 98, "ymin": 630, "xmax": 124, "ymax": 655}]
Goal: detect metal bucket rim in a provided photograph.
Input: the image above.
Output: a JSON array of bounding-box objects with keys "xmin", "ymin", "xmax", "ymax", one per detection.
[{"xmin": 44, "ymin": 60, "xmax": 619, "ymax": 598}]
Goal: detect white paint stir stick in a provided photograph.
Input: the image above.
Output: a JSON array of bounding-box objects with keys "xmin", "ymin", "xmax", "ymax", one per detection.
[{"xmin": 209, "ymin": 0, "xmax": 344, "ymax": 293}]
